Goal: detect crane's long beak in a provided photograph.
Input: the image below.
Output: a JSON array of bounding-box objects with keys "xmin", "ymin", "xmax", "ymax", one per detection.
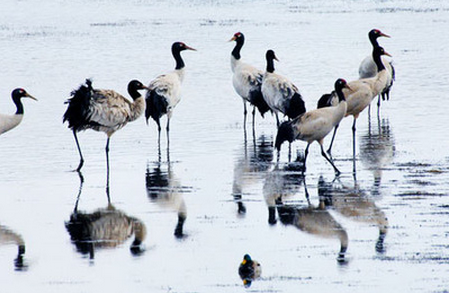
[
  {"xmin": 25, "ymin": 93, "xmax": 37, "ymax": 101},
  {"xmin": 345, "ymin": 84, "xmax": 353, "ymax": 91},
  {"xmin": 383, "ymin": 50, "xmax": 392, "ymax": 57},
  {"xmin": 229, "ymin": 36, "xmax": 237, "ymax": 42},
  {"xmin": 185, "ymin": 45, "xmax": 197, "ymax": 51},
  {"xmin": 141, "ymin": 85, "xmax": 150, "ymax": 90},
  {"xmin": 380, "ymin": 32, "xmax": 391, "ymax": 38}
]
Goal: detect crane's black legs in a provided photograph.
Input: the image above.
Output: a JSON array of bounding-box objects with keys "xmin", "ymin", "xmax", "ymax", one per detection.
[
  {"xmin": 105, "ymin": 137, "xmax": 111, "ymax": 195},
  {"xmin": 242, "ymin": 100, "xmax": 248, "ymax": 128},
  {"xmin": 352, "ymin": 117, "xmax": 357, "ymax": 174},
  {"xmin": 326, "ymin": 124, "xmax": 339, "ymax": 156},
  {"xmin": 320, "ymin": 143, "xmax": 341, "ymax": 176},
  {"xmin": 73, "ymin": 130, "xmax": 84, "ymax": 172},
  {"xmin": 303, "ymin": 143, "xmax": 310, "ymax": 173}
]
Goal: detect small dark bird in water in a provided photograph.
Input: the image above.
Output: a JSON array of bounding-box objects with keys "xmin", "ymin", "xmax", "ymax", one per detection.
[
  {"xmin": 238, "ymin": 254, "xmax": 261, "ymax": 287},
  {"xmin": 63, "ymin": 79, "xmax": 148, "ymax": 172},
  {"xmin": 0, "ymin": 88, "xmax": 37, "ymax": 136}
]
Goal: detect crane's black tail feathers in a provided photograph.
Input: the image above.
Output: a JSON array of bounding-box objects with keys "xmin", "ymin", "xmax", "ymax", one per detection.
[
  {"xmin": 145, "ymin": 90, "xmax": 169, "ymax": 124},
  {"xmin": 286, "ymin": 92, "xmax": 306, "ymax": 120},
  {"xmin": 63, "ymin": 79, "xmax": 94, "ymax": 132},
  {"xmin": 317, "ymin": 91, "xmax": 336, "ymax": 109},
  {"xmin": 249, "ymin": 88, "xmax": 270, "ymax": 117},
  {"xmin": 275, "ymin": 120, "xmax": 295, "ymax": 151}
]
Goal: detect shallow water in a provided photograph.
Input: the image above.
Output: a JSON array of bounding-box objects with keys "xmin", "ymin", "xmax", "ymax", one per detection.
[{"xmin": 1, "ymin": 0, "xmax": 449, "ymax": 292}]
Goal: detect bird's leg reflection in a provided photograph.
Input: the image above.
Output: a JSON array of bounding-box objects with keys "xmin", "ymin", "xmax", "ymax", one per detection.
[{"xmin": 146, "ymin": 147, "xmax": 188, "ymax": 238}]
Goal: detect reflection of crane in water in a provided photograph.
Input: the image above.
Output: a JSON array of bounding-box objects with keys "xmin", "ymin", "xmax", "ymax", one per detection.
[
  {"xmin": 360, "ymin": 117, "xmax": 395, "ymax": 191},
  {"xmin": 265, "ymin": 172, "xmax": 348, "ymax": 262},
  {"xmin": 145, "ymin": 149, "xmax": 189, "ymax": 238},
  {"xmin": 276, "ymin": 190, "xmax": 348, "ymax": 262},
  {"xmin": 232, "ymin": 134, "xmax": 273, "ymax": 214},
  {"xmin": 263, "ymin": 153, "xmax": 305, "ymax": 224},
  {"xmin": 318, "ymin": 176, "xmax": 388, "ymax": 253},
  {"xmin": 0, "ymin": 224, "xmax": 26, "ymax": 270},
  {"xmin": 65, "ymin": 172, "xmax": 147, "ymax": 259}
]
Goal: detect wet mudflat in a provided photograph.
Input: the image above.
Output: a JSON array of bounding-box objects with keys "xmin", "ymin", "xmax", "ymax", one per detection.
[{"xmin": 1, "ymin": 0, "xmax": 449, "ymax": 292}]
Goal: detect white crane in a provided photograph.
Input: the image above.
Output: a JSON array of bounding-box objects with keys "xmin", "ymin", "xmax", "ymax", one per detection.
[
  {"xmin": 261, "ymin": 50, "xmax": 306, "ymax": 127},
  {"xmin": 145, "ymin": 42, "xmax": 196, "ymax": 139},
  {"xmin": 0, "ymin": 88, "xmax": 37, "ymax": 135},
  {"xmin": 230, "ymin": 32, "xmax": 270, "ymax": 126},
  {"xmin": 358, "ymin": 29, "xmax": 395, "ymax": 110}
]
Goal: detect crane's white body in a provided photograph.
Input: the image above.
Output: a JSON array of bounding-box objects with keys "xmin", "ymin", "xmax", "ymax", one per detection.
[
  {"xmin": 231, "ymin": 57, "xmax": 263, "ymax": 103},
  {"xmin": 261, "ymin": 72, "xmax": 299, "ymax": 115},
  {"xmin": 0, "ymin": 113, "xmax": 23, "ymax": 135},
  {"xmin": 344, "ymin": 68, "xmax": 389, "ymax": 118},
  {"xmin": 148, "ymin": 68, "xmax": 184, "ymax": 119},
  {"xmin": 88, "ymin": 89, "xmax": 145, "ymax": 136},
  {"xmin": 359, "ymin": 55, "xmax": 394, "ymax": 96},
  {"xmin": 292, "ymin": 100, "xmax": 347, "ymax": 144}
]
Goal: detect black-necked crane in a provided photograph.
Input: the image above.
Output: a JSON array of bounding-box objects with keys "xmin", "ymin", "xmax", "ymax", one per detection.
[
  {"xmin": 358, "ymin": 29, "xmax": 395, "ymax": 109},
  {"xmin": 238, "ymin": 254, "xmax": 261, "ymax": 288},
  {"xmin": 0, "ymin": 88, "xmax": 37, "ymax": 136},
  {"xmin": 145, "ymin": 42, "xmax": 196, "ymax": 140},
  {"xmin": 261, "ymin": 50, "xmax": 306, "ymax": 127},
  {"xmin": 63, "ymin": 79, "xmax": 148, "ymax": 172},
  {"xmin": 317, "ymin": 46, "xmax": 392, "ymax": 164},
  {"xmin": 275, "ymin": 79, "xmax": 350, "ymax": 176},
  {"xmin": 345, "ymin": 46, "xmax": 392, "ymax": 172},
  {"xmin": 230, "ymin": 32, "xmax": 270, "ymax": 126}
]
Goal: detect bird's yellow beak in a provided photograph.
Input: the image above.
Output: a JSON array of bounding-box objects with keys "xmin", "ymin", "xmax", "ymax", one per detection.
[
  {"xmin": 25, "ymin": 93, "xmax": 37, "ymax": 101},
  {"xmin": 241, "ymin": 259, "xmax": 247, "ymax": 265},
  {"xmin": 229, "ymin": 36, "xmax": 237, "ymax": 42}
]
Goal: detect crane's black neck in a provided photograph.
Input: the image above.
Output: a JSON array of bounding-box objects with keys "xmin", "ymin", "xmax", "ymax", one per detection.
[
  {"xmin": 335, "ymin": 86, "xmax": 346, "ymax": 102},
  {"xmin": 372, "ymin": 48, "xmax": 386, "ymax": 72},
  {"xmin": 128, "ymin": 89, "xmax": 142, "ymax": 100},
  {"xmin": 266, "ymin": 55, "xmax": 276, "ymax": 73},
  {"xmin": 369, "ymin": 31, "xmax": 380, "ymax": 48},
  {"xmin": 13, "ymin": 96, "xmax": 24, "ymax": 115},
  {"xmin": 232, "ymin": 36, "xmax": 244, "ymax": 60},
  {"xmin": 128, "ymin": 84, "xmax": 143, "ymax": 100},
  {"xmin": 173, "ymin": 47, "xmax": 185, "ymax": 70}
]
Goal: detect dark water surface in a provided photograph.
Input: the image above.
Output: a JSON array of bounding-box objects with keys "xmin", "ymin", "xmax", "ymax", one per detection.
[{"xmin": 1, "ymin": 0, "xmax": 449, "ymax": 292}]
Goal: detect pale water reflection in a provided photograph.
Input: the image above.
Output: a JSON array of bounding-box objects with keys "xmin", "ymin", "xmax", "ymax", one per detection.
[
  {"xmin": 145, "ymin": 147, "xmax": 189, "ymax": 238},
  {"xmin": 65, "ymin": 173, "xmax": 146, "ymax": 259},
  {"xmin": 1, "ymin": 0, "xmax": 449, "ymax": 292},
  {"xmin": 0, "ymin": 224, "xmax": 26, "ymax": 271}
]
